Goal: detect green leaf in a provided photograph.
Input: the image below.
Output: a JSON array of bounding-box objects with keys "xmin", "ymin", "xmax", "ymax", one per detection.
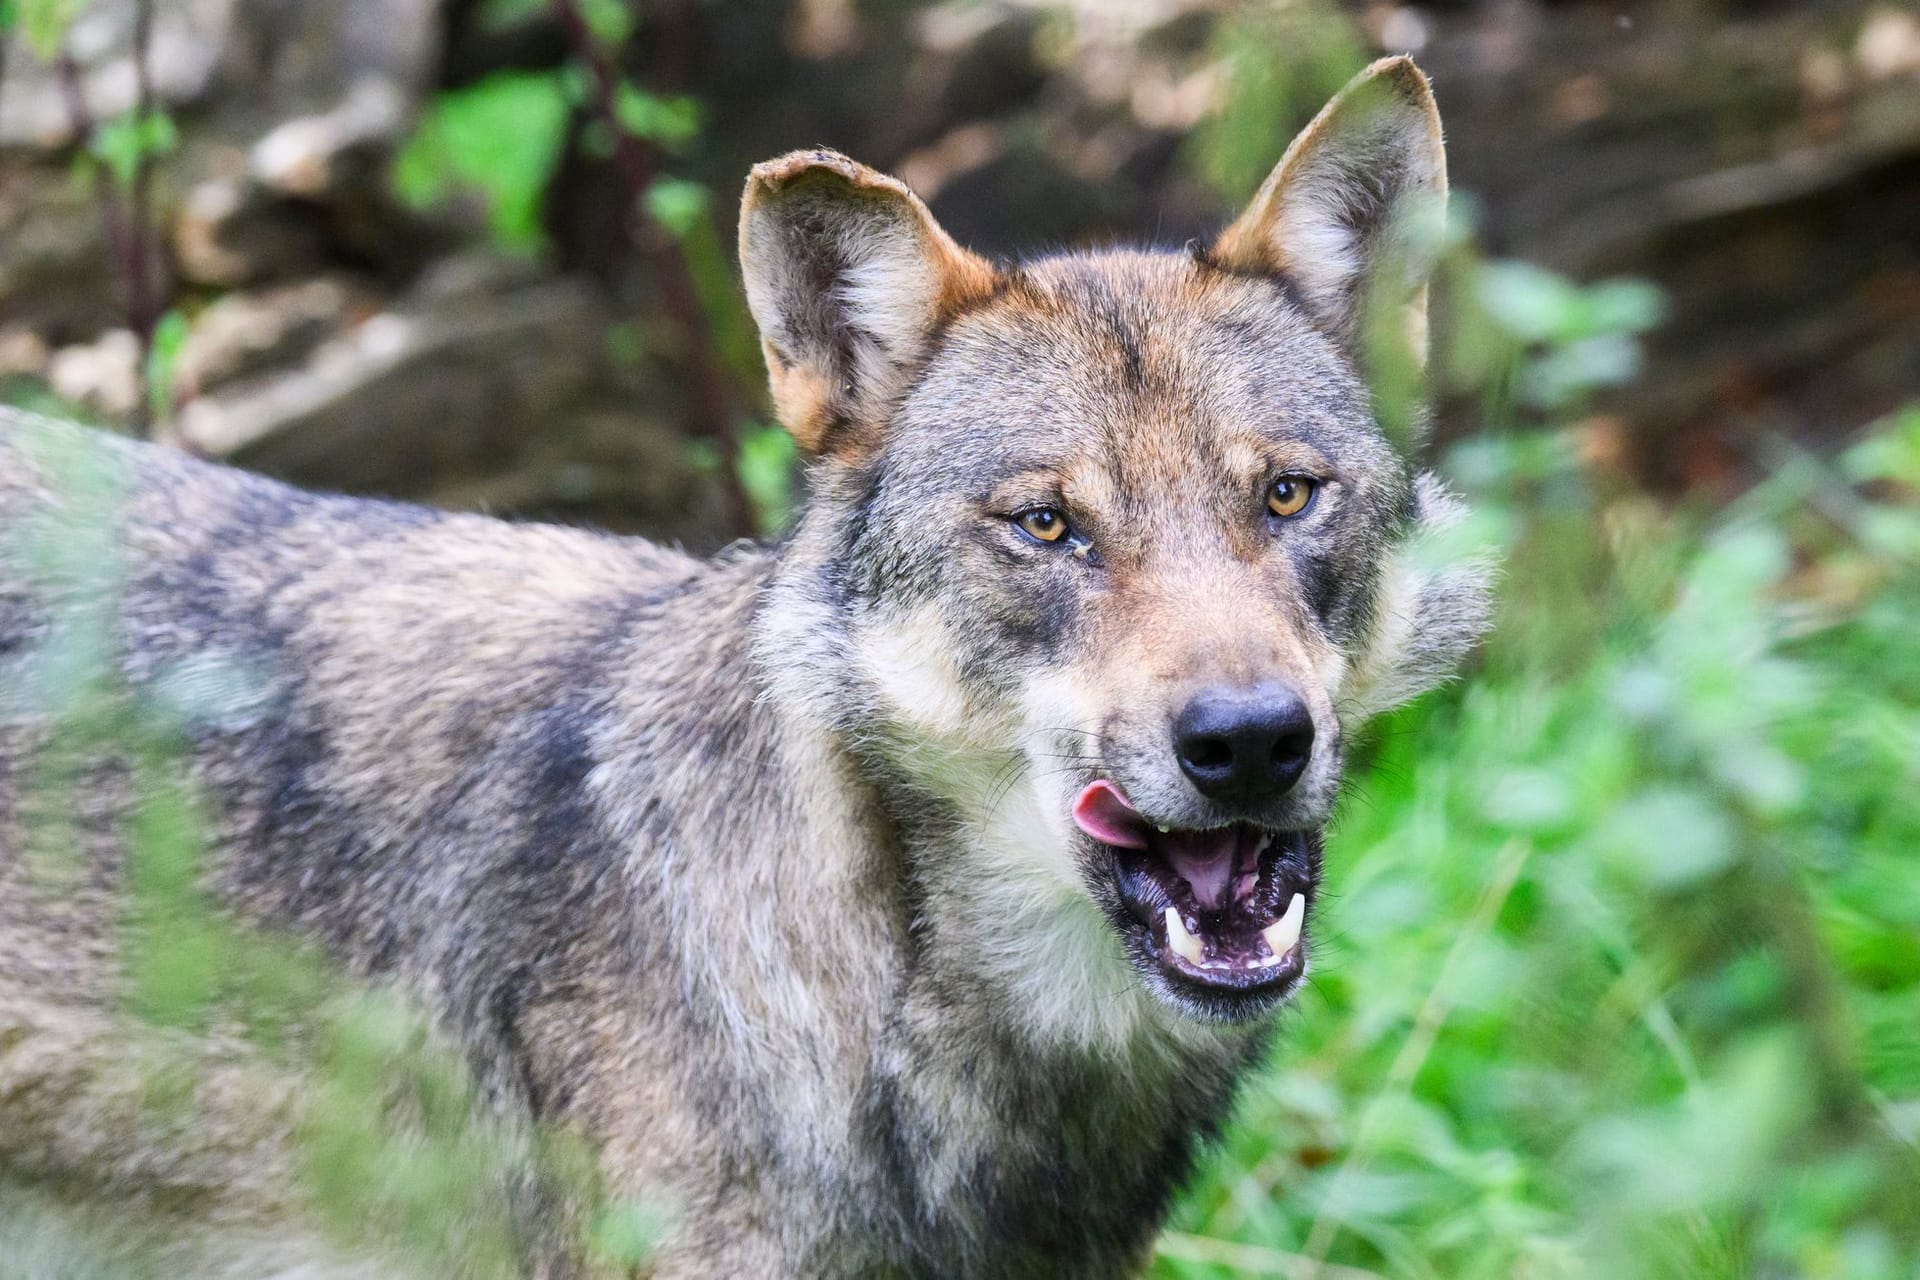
[
  {"xmin": 736, "ymin": 423, "xmax": 798, "ymax": 536},
  {"xmin": 1579, "ymin": 278, "xmax": 1666, "ymax": 336},
  {"xmin": 146, "ymin": 307, "xmax": 188, "ymax": 425},
  {"xmin": 88, "ymin": 110, "xmax": 178, "ymax": 189},
  {"xmin": 590, "ymin": 1201, "xmax": 668, "ymax": 1267},
  {"xmin": 578, "ymin": 0, "xmax": 635, "ymax": 48},
  {"xmin": 1841, "ymin": 405, "xmax": 1920, "ymax": 485},
  {"xmin": 644, "ymin": 177, "xmax": 709, "ymax": 239},
  {"xmin": 19, "ymin": 0, "xmax": 77, "ymax": 59},
  {"xmin": 1521, "ymin": 333, "xmax": 1643, "ymax": 409},
  {"xmin": 614, "ymin": 82, "xmax": 701, "ymax": 148},
  {"xmin": 391, "ymin": 70, "xmax": 572, "ymax": 253},
  {"xmin": 1476, "ymin": 260, "xmax": 1584, "ymax": 343},
  {"xmin": 1599, "ymin": 786, "xmax": 1737, "ymax": 891},
  {"xmin": 1477, "ymin": 262, "xmax": 1665, "ymax": 346},
  {"xmin": 1480, "ymin": 767, "xmax": 1574, "ymax": 834}
]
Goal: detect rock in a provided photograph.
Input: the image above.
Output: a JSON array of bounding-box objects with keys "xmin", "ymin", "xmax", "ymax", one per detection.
[
  {"xmin": 422, "ymin": 405, "xmax": 739, "ymax": 546},
  {"xmin": 172, "ymin": 276, "xmax": 367, "ymax": 398},
  {"xmin": 0, "ymin": 329, "xmax": 53, "ymax": 380},
  {"xmin": 0, "ymin": 159, "xmax": 117, "ymax": 340},
  {"xmin": 175, "ymin": 277, "xmax": 608, "ymax": 495},
  {"xmin": 48, "ymin": 329, "xmax": 143, "ymax": 420},
  {"xmin": 407, "ymin": 250, "xmax": 551, "ymax": 307},
  {"xmin": 249, "ymin": 79, "xmax": 410, "ymax": 200},
  {"xmin": 0, "ymin": 0, "xmax": 234, "ymax": 152},
  {"xmin": 220, "ymin": 0, "xmax": 443, "ymax": 121},
  {"xmin": 172, "ymin": 177, "xmax": 331, "ymax": 286}
]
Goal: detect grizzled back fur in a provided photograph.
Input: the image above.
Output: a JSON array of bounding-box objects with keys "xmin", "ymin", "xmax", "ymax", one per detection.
[{"xmin": 0, "ymin": 56, "xmax": 1490, "ymax": 1279}]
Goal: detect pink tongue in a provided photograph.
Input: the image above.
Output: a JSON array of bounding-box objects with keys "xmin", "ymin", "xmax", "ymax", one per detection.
[
  {"xmin": 1071, "ymin": 781, "xmax": 1149, "ymax": 850},
  {"xmin": 1159, "ymin": 829, "xmax": 1237, "ymax": 910},
  {"xmin": 1071, "ymin": 781, "xmax": 1239, "ymax": 910}
]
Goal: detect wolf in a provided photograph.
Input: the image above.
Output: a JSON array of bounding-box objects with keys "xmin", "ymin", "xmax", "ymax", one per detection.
[{"xmin": 0, "ymin": 56, "xmax": 1489, "ymax": 1278}]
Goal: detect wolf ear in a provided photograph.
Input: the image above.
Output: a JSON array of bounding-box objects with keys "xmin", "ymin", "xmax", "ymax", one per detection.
[
  {"xmin": 1210, "ymin": 56, "xmax": 1447, "ymax": 365},
  {"xmin": 739, "ymin": 150, "xmax": 998, "ymax": 457}
]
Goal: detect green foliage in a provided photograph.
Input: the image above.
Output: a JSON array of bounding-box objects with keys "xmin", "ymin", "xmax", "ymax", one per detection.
[
  {"xmin": 736, "ymin": 421, "xmax": 799, "ymax": 536},
  {"xmin": 617, "ymin": 84, "xmax": 701, "ymax": 150},
  {"xmin": 577, "ymin": 0, "xmax": 635, "ymax": 49},
  {"xmin": 1472, "ymin": 263, "xmax": 1666, "ymax": 411},
  {"xmin": 1178, "ymin": 53, "xmax": 1915, "ymax": 1269},
  {"xmin": 645, "ymin": 174, "xmax": 765, "ymax": 392},
  {"xmin": 643, "ymin": 176, "xmax": 710, "ymax": 238},
  {"xmin": 392, "ymin": 70, "xmax": 573, "ymax": 253},
  {"xmin": 589, "ymin": 1200, "xmax": 671, "ymax": 1269},
  {"xmin": 87, "ymin": 109, "xmax": 178, "ymax": 189},
  {"xmin": 1186, "ymin": 3, "xmax": 1368, "ymax": 201},
  {"xmin": 4, "ymin": 427, "xmax": 654, "ymax": 1274},
  {"xmin": 16, "ymin": 0, "xmax": 77, "ymax": 59},
  {"xmin": 143, "ymin": 307, "xmax": 187, "ymax": 427}
]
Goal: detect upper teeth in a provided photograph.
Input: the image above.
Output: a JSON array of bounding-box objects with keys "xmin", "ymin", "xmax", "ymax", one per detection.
[
  {"xmin": 1164, "ymin": 907, "xmax": 1204, "ymax": 966},
  {"xmin": 1261, "ymin": 893, "xmax": 1305, "ymax": 959}
]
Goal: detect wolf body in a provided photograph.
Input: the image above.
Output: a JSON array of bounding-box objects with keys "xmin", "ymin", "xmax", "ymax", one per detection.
[{"xmin": 0, "ymin": 59, "xmax": 1488, "ymax": 1278}]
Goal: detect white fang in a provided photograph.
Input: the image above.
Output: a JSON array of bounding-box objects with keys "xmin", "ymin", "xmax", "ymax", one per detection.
[
  {"xmin": 1262, "ymin": 893, "xmax": 1305, "ymax": 958},
  {"xmin": 1164, "ymin": 907, "xmax": 1204, "ymax": 966}
]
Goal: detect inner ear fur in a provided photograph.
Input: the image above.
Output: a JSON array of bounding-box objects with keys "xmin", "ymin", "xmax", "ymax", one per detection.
[
  {"xmin": 739, "ymin": 150, "xmax": 998, "ymax": 457},
  {"xmin": 1211, "ymin": 56, "xmax": 1448, "ymax": 364}
]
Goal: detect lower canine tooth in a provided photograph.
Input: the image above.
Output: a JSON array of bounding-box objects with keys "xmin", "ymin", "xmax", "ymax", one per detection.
[
  {"xmin": 1262, "ymin": 893, "xmax": 1305, "ymax": 958},
  {"xmin": 1164, "ymin": 907, "xmax": 1204, "ymax": 966}
]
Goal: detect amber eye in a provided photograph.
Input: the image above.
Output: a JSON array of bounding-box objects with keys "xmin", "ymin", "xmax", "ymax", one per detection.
[
  {"xmin": 1267, "ymin": 476, "xmax": 1318, "ymax": 520},
  {"xmin": 1015, "ymin": 507, "xmax": 1070, "ymax": 543}
]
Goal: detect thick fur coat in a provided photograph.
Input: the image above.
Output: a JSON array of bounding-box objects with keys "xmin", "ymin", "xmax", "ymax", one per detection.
[{"xmin": 0, "ymin": 58, "xmax": 1490, "ymax": 1278}]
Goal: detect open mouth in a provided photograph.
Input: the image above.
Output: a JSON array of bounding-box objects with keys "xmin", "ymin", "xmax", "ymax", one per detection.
[{"xmin": 1074, "ymin": 780, "xmax": 1315, "ymax": 1004}]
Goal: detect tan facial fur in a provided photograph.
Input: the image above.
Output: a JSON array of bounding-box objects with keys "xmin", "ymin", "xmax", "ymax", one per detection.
[{"xmin": 745, "ymin": 57, "xmax": 1486, "ymax": 1043}]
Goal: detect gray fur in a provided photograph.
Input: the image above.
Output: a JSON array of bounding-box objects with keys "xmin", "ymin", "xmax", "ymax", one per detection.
[{"xmin": 0, "ymin": 57, "xmax": 1491, "ymax": 1280}]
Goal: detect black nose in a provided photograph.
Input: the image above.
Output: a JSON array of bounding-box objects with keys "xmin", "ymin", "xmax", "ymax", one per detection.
[{"xmin": 1173, "ymin": 684, "xmax": 1315, "ymax": 804}]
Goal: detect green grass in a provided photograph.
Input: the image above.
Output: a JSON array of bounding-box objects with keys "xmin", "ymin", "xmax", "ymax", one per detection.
[{"xmin": 1153, "ymin": 411, "xmax": 1920, "ymax": 1280}]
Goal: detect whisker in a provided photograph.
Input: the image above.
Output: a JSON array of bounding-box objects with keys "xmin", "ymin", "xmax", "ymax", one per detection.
[
  {"xmin": 1040, "ymin": 724, "xmax": 1114, "ymax": 747},
  {"xmin": 981, "ymin": 757, "xmax": 1032, "ymax": 822}
]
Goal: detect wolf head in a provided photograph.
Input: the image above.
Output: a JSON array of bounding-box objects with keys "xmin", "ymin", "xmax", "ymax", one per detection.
[{"xmin": 744, "ymin": 59, "xmax": 1492, "ymax": 1031}]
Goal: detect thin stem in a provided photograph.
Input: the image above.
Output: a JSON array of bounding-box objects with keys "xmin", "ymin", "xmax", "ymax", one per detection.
[
  {"xmin": 52, "ymin": 3, "xmax": 166, "ymax": 439},
  {"xmin": 53, "ymin": 49, "xmax": 131, "ymax": 339},
  {"xmin": 126, "ymin": 0, "xmax": 164, "ymax": 435},
  {"xmin": 549, "ymin": 0, "xmax": 755, "ymax": 538},
  {"xmin": 1300, "ymin": 836, "xmax": 1534, "ymax": 1268}
]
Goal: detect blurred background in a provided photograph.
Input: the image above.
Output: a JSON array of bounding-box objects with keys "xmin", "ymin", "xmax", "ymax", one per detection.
[{"xmin": 1, "ymin": 0, "xmax": 1917, "ymax": 1277}]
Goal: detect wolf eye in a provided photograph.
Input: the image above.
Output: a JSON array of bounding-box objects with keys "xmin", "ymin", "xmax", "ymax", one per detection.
[
  {"xmin": 1014, "ymin": 506, "xmax": 1070, "ymax": 543},
  {"xmin": 1267, "ymin": 476, "xmax": 1318, "ymax": 520}
]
